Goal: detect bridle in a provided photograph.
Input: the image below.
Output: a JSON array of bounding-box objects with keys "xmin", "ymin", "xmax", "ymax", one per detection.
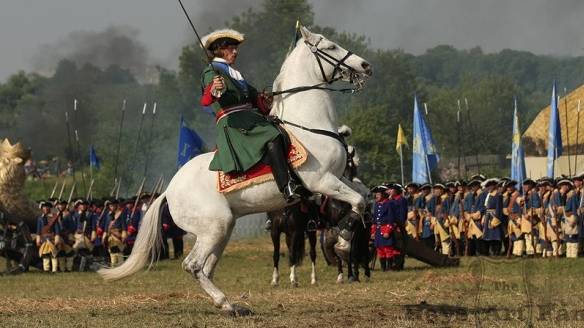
[
  {"xmin": 305, "ymin": 37, "xmax": 356, "ymax": 85},
  {"xmin": 273, "ymin": 36, "xmax": 366, "ymax": 152},
  {"xmin": 271, "ymin": 37, "xmax": 365, "ymax": 96}
]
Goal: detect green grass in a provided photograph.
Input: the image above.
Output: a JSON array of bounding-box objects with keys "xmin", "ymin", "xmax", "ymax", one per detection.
[{"xmin": 2, "ymin": 237, "xmax": 584, "ymax": 327}]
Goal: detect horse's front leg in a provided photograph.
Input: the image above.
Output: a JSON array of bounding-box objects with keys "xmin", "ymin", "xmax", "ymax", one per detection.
[{"xmin": 270, "ymin": 217, "xmax": 280, "ymax": 287}]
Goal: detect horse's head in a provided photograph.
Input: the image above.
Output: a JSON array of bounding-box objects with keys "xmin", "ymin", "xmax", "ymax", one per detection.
[{"xmin": 299, "ymin": 27, "xmax": 372, "ymax": 89}]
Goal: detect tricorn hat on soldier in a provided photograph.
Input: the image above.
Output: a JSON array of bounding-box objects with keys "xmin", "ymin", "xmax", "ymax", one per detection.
[
  {"xmin": 201, "ymin": 29, "xmax": 245, "ymax": 51},
  {"xmin": 38, "ymin": 200, "xmax": 53, "ymax": 209}
]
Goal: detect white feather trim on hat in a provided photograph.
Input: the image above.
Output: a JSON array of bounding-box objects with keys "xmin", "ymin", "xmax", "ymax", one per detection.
[
  {"xmin": 201, "ymin": 29, "xmax": 245, "ymax": 49},
  {"xmin": 338, "ymin": 125, "xmax": 352, "ymax": 137}
]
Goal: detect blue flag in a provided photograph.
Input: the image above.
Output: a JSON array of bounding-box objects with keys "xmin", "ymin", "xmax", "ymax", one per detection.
[
  {"xmin": 511, "ymin": 97, "xmax": 526, "ymax": 192},
  {"xmin": 177, "ymin": 115, "xmax": 205, "ymax": 168},
  {"xmin": 412, "ymin": 96, "xmax": 439, "ymax": 183},
  {"xmin": 546, "ymin": 82, "xmax": 563, "ymax": 177},
  {"xmin": 89, "ymin": 145, "xmax": 100, "ymax": 170}
]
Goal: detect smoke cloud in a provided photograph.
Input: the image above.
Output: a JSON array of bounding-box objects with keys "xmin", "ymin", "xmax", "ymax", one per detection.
[{"xmin": 31, "ymin": 26, "xmax": 151, "ymax": 79}]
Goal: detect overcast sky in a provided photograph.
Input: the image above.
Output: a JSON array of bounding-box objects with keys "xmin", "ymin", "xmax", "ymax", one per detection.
[{"xmin": 2, "ymin": 0, "xmax": 584, "ymax": 82}]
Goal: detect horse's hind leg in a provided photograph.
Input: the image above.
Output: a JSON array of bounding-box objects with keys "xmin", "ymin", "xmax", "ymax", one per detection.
[
  {"xmin": 308, "ymin": 230, "xmax": 317, "ymax": 285},
  {"xmin": 182, "ymin": 215, "xmax": 249, "ymax": 315},
  {"xmin": 336, "ymin": 256, "xmax": 344, "ymax": 284}
]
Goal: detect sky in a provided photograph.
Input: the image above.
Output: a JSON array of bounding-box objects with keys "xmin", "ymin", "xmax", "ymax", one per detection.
[{"xmin": 2, "ymin": 0, "xmax": 584, "ymax": 82}]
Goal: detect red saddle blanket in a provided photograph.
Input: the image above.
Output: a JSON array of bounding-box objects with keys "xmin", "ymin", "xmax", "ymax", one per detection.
[{"xmin": 217, "ymin": 133, "xmax": 308, "ymax": 193}]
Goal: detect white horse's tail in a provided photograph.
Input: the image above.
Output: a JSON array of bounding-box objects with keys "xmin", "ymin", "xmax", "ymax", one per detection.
[{"xmin": 98, "ymin": 192, "xmax": 166, "ymax": 281}]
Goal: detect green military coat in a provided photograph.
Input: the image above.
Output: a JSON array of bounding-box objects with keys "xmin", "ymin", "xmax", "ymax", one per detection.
[{"xmin": 201, "ymin": 62, "xmax": 280, "ymax": 173}]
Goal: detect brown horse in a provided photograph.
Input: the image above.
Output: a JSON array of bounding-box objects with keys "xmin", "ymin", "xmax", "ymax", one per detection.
[{"xmin": 320, "ymin": 196, "xmax": 372, "ymax": 283}]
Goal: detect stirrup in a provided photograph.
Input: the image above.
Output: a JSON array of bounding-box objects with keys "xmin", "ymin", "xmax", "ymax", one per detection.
[
  {"xmin": 307, "ymin": 219, "xmax": 317, "ymax": 232},
  {"xmin": 284, "ymin": 183, "xmax": 302, "ymax": 202}
]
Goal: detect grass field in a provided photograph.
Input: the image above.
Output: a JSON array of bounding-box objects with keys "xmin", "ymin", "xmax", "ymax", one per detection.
[{"xmin": 2, "ymin": 236, "xmax": 584, "ymax": 327}]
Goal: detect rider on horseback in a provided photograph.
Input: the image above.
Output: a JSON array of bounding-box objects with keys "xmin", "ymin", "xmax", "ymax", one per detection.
[{"xmin": 199, "ymin": 29, "xmax": 305, "ymax": 202}]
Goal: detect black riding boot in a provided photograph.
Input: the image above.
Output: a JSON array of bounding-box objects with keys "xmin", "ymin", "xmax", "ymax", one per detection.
[{"xmin": 265, "ymin": 137, "xmax": 303, "ymax": 202}]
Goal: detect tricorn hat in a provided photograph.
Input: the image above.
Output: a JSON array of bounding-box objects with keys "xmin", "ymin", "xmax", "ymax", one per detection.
[{"xmin": 201, "ymin": 29, "xmax": 245, "ymax": 50}]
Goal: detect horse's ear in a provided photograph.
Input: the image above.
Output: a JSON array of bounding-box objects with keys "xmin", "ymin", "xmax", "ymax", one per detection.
[{"xmin": 299, "ymin": 26, "xmax": 315, "ymax": 42}]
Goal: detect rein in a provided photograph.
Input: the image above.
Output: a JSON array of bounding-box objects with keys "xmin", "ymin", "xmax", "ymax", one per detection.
[{"xmin": 273, "ymin": 117, "xmax": 347, "ymax": 151}]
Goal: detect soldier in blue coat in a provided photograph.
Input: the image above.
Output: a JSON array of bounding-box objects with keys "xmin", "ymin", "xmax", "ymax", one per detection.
[
  {"xmin": 388, "ymin": 183, "xmax": 408, "ymax": 270},
  {"xmin": 370, "ymin": 185, "xmax": 400, "ymax": 271},
  {"xmin": 36, "ymin": 201, "xmax": 61, "ymax": 273},
  {"xmin": 101, "ymin": 198, "xmax": 127, "ymax": 266},
  {"xmin": 71, "ymin": 199, "xmax": 97, "ymax": 271},
  {"xmin": 56, "ymin": 200, "xmax": 75, "ymax": 272},
  {"xmin": 418, "ymin": 183, "xmax": 435, "ymax": 250},
  {"xmin": 481, "ymin": 179, "xmax": 504, "ymax": 255},
  {"xmin": 465, "ymin": 179, "xmax": 481, "ymax": 255},
  {"xmin": 123, "ymin": 197, "xmax": 142, "ymax": 255}
]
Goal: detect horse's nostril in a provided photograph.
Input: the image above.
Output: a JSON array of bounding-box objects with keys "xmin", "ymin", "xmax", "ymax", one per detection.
[{"xmin": 361, "ymin": 62, "xmax": 372, "ymax": 75}]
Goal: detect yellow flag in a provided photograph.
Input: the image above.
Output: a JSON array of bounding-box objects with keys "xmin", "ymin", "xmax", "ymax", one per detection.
[{"xmin": 396, "ymin": 123, "xmax": 408, "ymax": 152}]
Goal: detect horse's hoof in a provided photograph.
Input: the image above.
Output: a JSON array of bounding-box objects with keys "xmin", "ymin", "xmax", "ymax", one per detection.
[
  {"xmin": 336, "ymin": 275, "xmax": 344, "ymax": 284},
  {"xmin": 271, "ymin": 280, "xmax": 279, "ymax": 287},
  {"xmin": 311, "ymin": 279, "xmax": 317, "ymax": 285},
  {"xmin": 291, "ymin": 281, "xmax": 299, "ymax": 288},
  {"xmin": 229, "ymin": 304, "xmax": 254, "ymax": 317},
  {"xmin": 348, "ymin": 277, "xmax": 360, "ymax": 283}
]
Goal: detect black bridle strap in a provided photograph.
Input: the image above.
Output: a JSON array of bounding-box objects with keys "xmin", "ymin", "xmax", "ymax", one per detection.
[
  {"xmin": 279, "ymin": 119, "xmax": 347, "ymax": 151},
  {"xmin": 270, "ymin": 38, "xmax": 360, "ymax": 96}
]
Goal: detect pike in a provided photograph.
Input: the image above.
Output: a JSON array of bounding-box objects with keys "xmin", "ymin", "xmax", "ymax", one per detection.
[
  {"xmin": 576, "ymin": 99, "xmax": 581, "ymax": 173},
  {"xmin": 64, "ymin": 111, "xmax": 76, "ymax": 185},
  {"xmin": 143, "ymin": 102, "xmax": 158, "ymax": 177},
  {"xmin": 114, "ymin": 100, "xmax": 127, "ymax": 182},
  {"xmin": 464, "ymin": 98, "xmax": 481, "ymax": 174},
  {"xmin": 124, "ymin": 103, "xmax": 148, "ymax": 195},
  {"xmin": 563, "ymin": 88, "xmax": 572, "ymax": 176},
  {"xmin": 74, "ymin": 129, "xmax": 88, "ymax": 196}
]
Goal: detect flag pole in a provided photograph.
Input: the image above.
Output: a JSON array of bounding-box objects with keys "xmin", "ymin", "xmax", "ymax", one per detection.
[
  {"xmin": 563, "ymin": 88, "xmax": 572, "ymax": 176},
  {"xmin": 399, "ymin": 145, "xmax": 404, "ymax": 186},
  {"xmin": 456, "ymin": 109, "xmax": 462, "ymax": 179},
  {"xmin": 576, "ymin": 99, "xmax": 581, "ymax": 174},
  {"xmin": 457, "ymin": 100, "xmax": 468, "ymax": 178}
]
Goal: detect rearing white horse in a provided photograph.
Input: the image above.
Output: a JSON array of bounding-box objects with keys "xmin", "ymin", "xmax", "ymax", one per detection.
[{"xmin": 99, "ymin": 27, "xmax": 373, "ymax": 316}]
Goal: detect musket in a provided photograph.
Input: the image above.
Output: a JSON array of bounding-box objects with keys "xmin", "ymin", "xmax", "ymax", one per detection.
[
  {"xmin": 109, "ymin": 178, "xmax": 118, "ymax": 197},
  {"xmin": 86, "ymin": 179, "xmax": 95, "ymax": 200},
  {"xmin": 144, "ymin": 176, "xmax": 163, "ymax": 210},
  {"xmin": 129, "ymin": 177, "xmax": 146, "ymax": 221},
  {"xmin": 115, "ymin": 178, "xmax": 122, "ymax": 200},
  {"xmin": 57, "ymin": 180, "xmax": 66, "ymax": 201},
  {"xmin": 49, "ymin": 180, "xmax": 59, "ymax": 199},
  {"xmin": 67, "ymin": 182, "xmax": 76, "ymax": 210}
]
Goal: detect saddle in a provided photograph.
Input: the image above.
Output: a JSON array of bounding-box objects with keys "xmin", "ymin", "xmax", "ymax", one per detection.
[{"xmin": 217, "ymin": 125, "xmax": 308, "ymax": 193}]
